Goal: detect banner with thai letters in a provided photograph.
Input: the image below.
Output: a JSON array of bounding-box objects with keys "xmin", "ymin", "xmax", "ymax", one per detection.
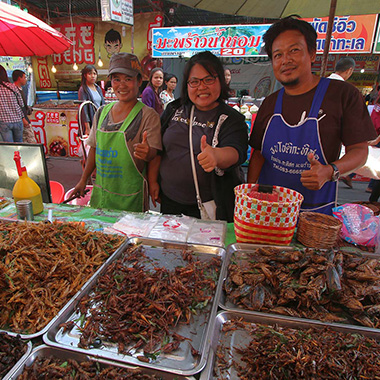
[{"xmin": 152, "ymin": 15, "xmax": 378, "ymax": 58}]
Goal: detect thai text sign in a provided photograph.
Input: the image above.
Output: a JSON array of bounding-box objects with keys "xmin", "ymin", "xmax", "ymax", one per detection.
[
  {"xmin": 152, "ymin": 24, "xmax": 269, "ymax": 58},
  {"xmin": 101, "ymin": 0, "xmax": 133, "ymax": 26},
  {"xmin": 30, "ymin": 108, "xmax": 80, "ymax": 158},
  {"xmin": 152, "ymin": 15, "xmax": 377, "ymax": 58},
  {"xmin": 305, "ymin": 14, "xmax": 378, "ymax": 54}
]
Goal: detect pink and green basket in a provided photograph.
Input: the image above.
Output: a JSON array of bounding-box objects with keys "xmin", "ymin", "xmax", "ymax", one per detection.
[{"xmin": 234, "ymin": 184, "xmax": 304, "ymax": 245}]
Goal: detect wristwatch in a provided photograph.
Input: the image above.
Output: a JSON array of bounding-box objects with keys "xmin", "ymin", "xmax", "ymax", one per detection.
[{"xmin": 330, "ymin": 163, "xmax": 340, "ymax": 182}]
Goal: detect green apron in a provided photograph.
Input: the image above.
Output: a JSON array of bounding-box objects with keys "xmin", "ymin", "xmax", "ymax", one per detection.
[{"xmin": 90, "ymin": 101, "xmax": 146, "ymax": 212}]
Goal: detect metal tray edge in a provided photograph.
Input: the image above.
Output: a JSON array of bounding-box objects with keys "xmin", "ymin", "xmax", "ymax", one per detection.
[{"xmin": 43, "ymin": 237, "xmax": 225, "ymax": 376}]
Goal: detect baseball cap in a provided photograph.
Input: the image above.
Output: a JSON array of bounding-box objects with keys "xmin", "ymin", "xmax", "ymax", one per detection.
[{"xmin": 108, "ymin": 53, "xmax": 142, "ymax": 77}]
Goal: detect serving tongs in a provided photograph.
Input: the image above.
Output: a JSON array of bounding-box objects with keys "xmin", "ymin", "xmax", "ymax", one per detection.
[{"xmin": 61, "ymin": 188, "xmax": 90, "ymax": 204}]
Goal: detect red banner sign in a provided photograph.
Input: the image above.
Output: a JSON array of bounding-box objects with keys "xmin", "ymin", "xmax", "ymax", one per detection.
[{"xmin": 304, "ymin": 14, "xmax": 378, "ymax": 54}]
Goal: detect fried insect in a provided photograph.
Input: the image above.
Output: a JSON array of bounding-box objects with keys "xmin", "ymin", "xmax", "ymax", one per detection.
[
  {"xmin": 0, "ymin": 332, "xmax": 27, "ymax": 378},
  {"xmin": 225, "ymin": 247, "xmax": 380, "ymax": 327},
  {"xmin": 75, "ymin": 245, "xmax": 221, "ymax": 358},
  {"xmin": 216, "ymin": 319, "xmax": 380, "ymax": 379},
  {"xmin": 0, "ymin": 221, "xmax": 124, "ymax": 333},
  {"xmin": 17, "ymin": 356, "xmax": 161, "ymax": 379}
]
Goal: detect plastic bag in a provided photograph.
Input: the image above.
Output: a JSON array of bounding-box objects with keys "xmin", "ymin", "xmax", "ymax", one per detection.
[
  {"xmin": 340, "ymin": 146, "xmax": 380, "ymax": 180},
  {"xmin": 332, "ymin": 203, "xmax": 380, "ymax": 246}
]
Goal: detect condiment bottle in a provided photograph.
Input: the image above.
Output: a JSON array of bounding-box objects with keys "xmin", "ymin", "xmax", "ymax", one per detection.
[{"xmin": 12, "ymin": 151, "xmax": 43, "ymax": 215}]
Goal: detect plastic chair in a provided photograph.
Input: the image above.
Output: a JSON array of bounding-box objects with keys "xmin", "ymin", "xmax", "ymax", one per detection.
[
  {"xmin": 49, "ymin": 180, "xmax": 65, "ymax": 203},
  {"xmin": 64, "ymin": 185, "xmax": 93, "ymax": 206}
]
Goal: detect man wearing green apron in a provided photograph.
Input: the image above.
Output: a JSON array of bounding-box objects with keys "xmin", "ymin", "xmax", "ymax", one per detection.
[{"xmin": 73, "ymin": 53, "xmax": 162, "ymax": 212}]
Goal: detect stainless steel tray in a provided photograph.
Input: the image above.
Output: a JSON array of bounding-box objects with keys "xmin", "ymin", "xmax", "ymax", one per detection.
[
  {"xmin": 43, "ymin": 237, "xmax": 225, "ymax": 376},
  {"xmin": 219, "ymin": 243, "xmax": 294, "ymax": 312},
  {"xmin": 219, "ymin": 243, "xmax": 380, "ymax": 328},
  {"xmin": 5, "ymin": 344, "xmax": 196, "ymax": 379},
  {"xmin": 2, "ymin": 335, "xmax": 32, "ymax": 380},
  {"xmin": 200, "ymin": 310, "xmax": 380, "ymax": 380},
  {"xmin": 0, "ymin": 219, "xmax": 129, "ymax": 340}
]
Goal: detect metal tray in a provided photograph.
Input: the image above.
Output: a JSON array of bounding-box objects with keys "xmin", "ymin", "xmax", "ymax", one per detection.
[
  {"xmin": 219, "ymin": 243, "xmax": 380, "ymax": 330},
  {"xmin": 43, "ymin": 237, "xmax": 225, "ymax": 376},
  {"xmin": 1, "ymin": 334, "xmax": 32, "ymax": 380},
  {"xmin": 219, "ymin": 243, "xmax": 295, "ymax": 312},
  {"xmin": 0, "ymin": 222, "xmax": 129, "ymax": 340},
  {"xmin": 5, "ymin": 344, "xmax": 196, "ymax": 379},
  {"xmin": 200, "ymin": 310, "xmax": 380, "ymax": 380}
]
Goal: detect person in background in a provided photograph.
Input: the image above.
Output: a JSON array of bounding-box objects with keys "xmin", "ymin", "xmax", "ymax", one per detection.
[
  {"xmin": 160, "ymin": 73, "xmax": 177, "ymax": 108},
  {"xmin": 72, "ymin": 53, "xmax": 162, "ymax": 212},
  {"xmin": 12, "ymin": 69, "xmax": 36, "ymax": 144},
  {"xmin": 141, "ymin": 67, "xmax": 164, "ymax": 116},
  {"xmin": 247, "ymin": 17, "xmax": 376, "ymax": 215},
  {"xmin": 224, "ymin": 67, "xmax": 235, "ymax": 96},
  {"xmin": 148, "ymin": 51, "xmax": 248, "ymax": 222},
  {"xmin": 0, "ymin": 65, "xmax": 28, "ymax": 143},
  {"xmin": 78, "ymin": 65, "xmax": 105, "ymax": 135},
  {"xmin": 328, "ymin": 57, "xmax": 355, "ymax": 82},
  {"xmin": 327, "ymin": 57, "xmax": 356, "ymax": 189},
  {"xmin": 368, "ymin": 96, "xmax": 380, "ymax": 202}
]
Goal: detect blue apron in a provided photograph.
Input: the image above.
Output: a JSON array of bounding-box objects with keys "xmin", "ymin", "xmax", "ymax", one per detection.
[{"xmin": 259, "ymin": 78, "xmax": 337, "ymax": 215}]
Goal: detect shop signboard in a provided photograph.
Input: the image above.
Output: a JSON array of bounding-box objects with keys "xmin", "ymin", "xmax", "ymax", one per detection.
[
  {"xmin": 152, "ymin": 24, "xmax": 270, "ymax": 58},
  {"xmin": 374, "ymin": 20, "xmax": 380, "ymax": 54},
  {"xmin": 31, "ymin": 13, "xmax": 163, "ymax": 90},
  {"xmin": 30, "ymin": 108, "xmax": 81, "ymax": 158},
  {"xmin": 101, "ymin": 0, "xmax": 133, "ymax": 26},
  {"xmin": 152, "ymin": 15, "xmax": 377, "ymax": 58},
  {"xmin": 304, "ymin": 14, "xmax": 378, "ymax": 54},
  {"xmin": 312, "ymin": 54, "xmax": 380, "ymax": 74}
]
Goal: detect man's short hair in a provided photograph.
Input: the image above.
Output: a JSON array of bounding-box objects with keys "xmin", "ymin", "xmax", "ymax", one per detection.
[
  {"xmin": 105, "ymin": 29, "xmax": 121, "ymax": 43},
  {"xmin": 335, "ymin": 57, "xmax": 355, "ymax": 73},
  {"xmin": 12, "ymin": 69, "xmax": 25, "ymax": 82},
  {"xmin": 263, "ymin": 16, "xmax": 317, "ymax": 60}
]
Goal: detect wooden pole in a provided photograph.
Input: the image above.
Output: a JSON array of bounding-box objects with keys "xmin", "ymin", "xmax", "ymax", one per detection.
[{"xmin": 320, "ymin": 0, "xmax": 337, "ymax": 77}]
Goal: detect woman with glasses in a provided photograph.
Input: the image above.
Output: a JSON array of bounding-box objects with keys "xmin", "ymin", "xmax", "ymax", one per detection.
[{"xmin": 148, "ymin": 51, "xmax": 248, "ymax": 222}]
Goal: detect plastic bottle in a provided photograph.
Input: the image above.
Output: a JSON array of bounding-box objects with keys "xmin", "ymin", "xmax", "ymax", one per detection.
[{"xmin": 12, "ymin": 151, "xmax": 44, "ymax": 215}]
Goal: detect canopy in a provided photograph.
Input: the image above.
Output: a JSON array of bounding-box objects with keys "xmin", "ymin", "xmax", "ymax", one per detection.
[
  {"xmin": 171, "ymin": 0, "xmax": 380, "ymax": 18},
  {"xmin": 0, "ymin": 2, "xmax": 72, "ymax": 57}
]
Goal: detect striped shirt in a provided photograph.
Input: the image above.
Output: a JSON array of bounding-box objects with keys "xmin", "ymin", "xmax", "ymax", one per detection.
[{"xmin": 0, "ymin": 82, "xmax": 25, "ymax": 123}]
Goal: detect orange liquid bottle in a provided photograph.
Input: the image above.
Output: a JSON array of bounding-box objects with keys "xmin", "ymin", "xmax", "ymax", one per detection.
[{"xmin": 12, "ymin": 151, "xmax": 43, "ymax": 215}]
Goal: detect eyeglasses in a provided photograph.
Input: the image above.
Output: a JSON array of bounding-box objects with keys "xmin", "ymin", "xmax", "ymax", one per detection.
[{"xmin": 187, "ymin": 75, "xmax": 217, "ymax": 88}]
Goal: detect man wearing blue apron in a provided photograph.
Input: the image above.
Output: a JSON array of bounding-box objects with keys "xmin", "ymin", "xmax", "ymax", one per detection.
[{"xmin": 248, "ymin": 17, "xmax": 376, "ymax": 215}]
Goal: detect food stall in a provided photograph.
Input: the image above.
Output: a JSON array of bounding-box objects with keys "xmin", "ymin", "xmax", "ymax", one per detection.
[{"xmin": 2, "ymin": 179, "xmax": 380, "ymax": 378}]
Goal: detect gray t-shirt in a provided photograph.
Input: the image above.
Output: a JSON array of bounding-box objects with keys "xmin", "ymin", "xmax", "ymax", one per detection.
[{"xmin": 160, "ymin": 104, "xmax": 221, "ymax": 204}]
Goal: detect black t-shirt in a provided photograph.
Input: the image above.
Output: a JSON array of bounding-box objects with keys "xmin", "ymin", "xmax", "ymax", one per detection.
[
  {"xmin": 250, "ymin": 78, "xmax": 376, "ymax": 163},
  {"xmin": 160, "ymin": 103, "xmax": 220, "ymax": 204}
]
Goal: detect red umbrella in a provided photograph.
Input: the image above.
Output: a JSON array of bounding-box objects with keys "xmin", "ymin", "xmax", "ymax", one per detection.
[{"xmin": 0, "ymin": 2, "xmax": 72, "ymax": 57}]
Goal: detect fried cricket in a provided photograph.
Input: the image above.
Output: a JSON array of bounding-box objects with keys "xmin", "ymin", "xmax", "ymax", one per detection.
[
  {"xmin": 0, "ymin": 221, "xmax": 124, "ymax": 333},
  {"xmin": 75, "ymin": 244, "xmax": 221, "ymax": 358},
  {"xmin": 216, "ymin": 319, "xmax": 380, "ymax": 379},
  {"xmin": 17, "ymin": 356, "xmax": 161, "ymax": 379}
]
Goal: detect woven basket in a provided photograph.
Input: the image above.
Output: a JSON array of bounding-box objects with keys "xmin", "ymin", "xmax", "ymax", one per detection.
[
  {"xmin": 296, "ymin": 212, "xmax": 342, "ymax": 248},
  {"xmin": 234, "ymin": 184, "xmax": 304, "ymax": 246}
]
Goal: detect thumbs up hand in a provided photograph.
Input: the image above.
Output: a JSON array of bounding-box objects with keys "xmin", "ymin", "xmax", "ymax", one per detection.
[
  {"xmin": 134, "ymin": 131, "xmax": 150, "ymax": 161},
  {"xmin": 197, "ymin": 135, "xmax": 217, "ymax": 172},
  {"xmin": 300, "ymin": 152, "xmax": 333, "ymax": 190}
]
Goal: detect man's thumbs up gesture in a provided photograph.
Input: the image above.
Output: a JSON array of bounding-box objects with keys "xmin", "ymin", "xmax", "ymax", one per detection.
[
  {"xmin": 300, "ymin": 152, "xmax": 333, "ymax": 190},
  {"xmin": 134, "ymin": 131, "xmax": 150, "ymax": 161},
  {"xmin": 197, "ymin": 135, "xmax": 217, "ymax": 172}
]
